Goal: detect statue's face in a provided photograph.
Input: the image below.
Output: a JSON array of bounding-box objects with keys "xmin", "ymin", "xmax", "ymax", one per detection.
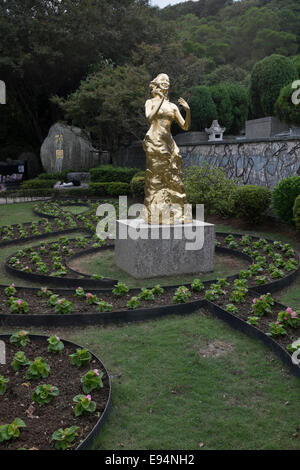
[{"xmin": 156, "ymin": 75, "xmax": 170, "ymax": 92}]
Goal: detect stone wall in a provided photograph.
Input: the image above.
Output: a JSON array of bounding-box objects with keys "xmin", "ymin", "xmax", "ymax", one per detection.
[{"xmin": 179, "ymin": 137, "xmax": 300, "ymax": 189}]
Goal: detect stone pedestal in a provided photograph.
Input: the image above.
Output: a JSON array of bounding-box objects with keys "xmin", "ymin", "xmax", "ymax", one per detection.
[{"xmin": 114, "ymin": 219, "xmax": 215, "ymax": 279}]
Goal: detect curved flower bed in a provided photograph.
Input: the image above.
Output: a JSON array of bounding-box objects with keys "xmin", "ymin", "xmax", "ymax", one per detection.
[
  {"xmin": 1, "ymin": 199, "xmax": 300, "ymax": 378},
  {"xmin": 0, "ymin": 333, "xmax": 111, "ymax": 450}
]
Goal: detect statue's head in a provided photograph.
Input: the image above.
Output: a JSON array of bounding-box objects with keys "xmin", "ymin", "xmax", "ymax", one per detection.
[{"xmin": 150, "ymin": 73, "xmax": 170, "ymax": 97}]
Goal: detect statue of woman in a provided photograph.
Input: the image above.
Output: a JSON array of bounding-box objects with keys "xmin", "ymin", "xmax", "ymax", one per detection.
[{"xmin": 142, "ymin": 73, "xmax": 192, "ymax": 224}]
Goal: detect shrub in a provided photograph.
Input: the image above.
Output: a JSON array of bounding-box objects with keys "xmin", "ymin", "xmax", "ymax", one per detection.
[
  {"xmin": 89, "ymin": 182, "xmax": 131, "ymax": 197},
  {"xmin": 183, "ymin": 163, "xmax": 237, "ymax": 217},
  {"xmin": 249, "ymin": 54, "xmax": 297, "ymax": 117},
  {"xmin": 189, "ymin": 85, "xmax": 217, "ymax": 130},
  {"xmin": 130, "ymin": 174, "xmax": 145, "ymax": 199},
  {"xmin": 233, "ymin": 185, "xmax": 271, "ymax": 224},
  {"xmin": 293, "ymin": 194, "xmax": 300, "ymax": 233},
  {"xmin": 90, "ymin": 165, "xmax": 139, "ymax": 183},
  {"xmin": 272, "ymin": 176, "xmax": 300, "ymax": 224},
  {"xmin": 21, "ymin": 178, "xmax": 58, "ymax": 189}
]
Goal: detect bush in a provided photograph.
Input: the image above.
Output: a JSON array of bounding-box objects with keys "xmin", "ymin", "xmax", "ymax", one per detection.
[
  {"xmin": 233, "ymin": 185, "xmax": 271, "ymax": 224},
  {"xmin": 130, "ymin": 173, "xmax": 145, "ymax": 199},
  {"xmin": 38, "ymin": 171, "xmax": 69, "ymax": 181},
  {"xmin": 21, "ymin": 178, "xmax": 58, "ymax": 189},
  {"xmin": 210, "ymin": 84, "xmax": 233, "ymax": 131},
  {"xmin": 90, "ymin": 165, "xmax": 140, "ymax": 183},
  {"xmin": 293, "ymin": 195, "xmax": 300, "ymax": 233},
  {"xmin": 183, "ymin": 163, "xmax": 237, "ymax": 217},
  {"xmin": 249, "ymin": 54, "xmax": 297, "ymax": 118},
  {"xmin": 89, "ymin": 182, "xmax": 131, "ymax": 197},
  {"xmin": 272, "ymin": 176, "xmax": 300, "ymax": 224}
]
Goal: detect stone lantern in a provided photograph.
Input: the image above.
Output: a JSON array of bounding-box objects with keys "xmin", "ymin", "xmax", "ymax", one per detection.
[{"xmin": 205, "ymin": 120, "xmax": 226, "ymax": 141}]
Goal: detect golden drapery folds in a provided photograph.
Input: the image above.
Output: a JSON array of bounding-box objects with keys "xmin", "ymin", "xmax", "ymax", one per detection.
[{"xmin": 142, "ymin": 73, "xmax": 192, "ymax": 225}]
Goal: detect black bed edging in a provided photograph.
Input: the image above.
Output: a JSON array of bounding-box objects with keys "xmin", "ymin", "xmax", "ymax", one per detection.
[
  {"xmin": 204, "ymin": 301, "xmax": 300, "ymax": 381},
  {"xmin": 0, "ymin": 299, "xmax": 206, "ymax": 327},
  {"xmin": 0, "ymin": 227, "xmax": 91, "ymax": 248},
  {"xmin": 0, "ymin": 334, "xmax": 112, "ymax": 450}
]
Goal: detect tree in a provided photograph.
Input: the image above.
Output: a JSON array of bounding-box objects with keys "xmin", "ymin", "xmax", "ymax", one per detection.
[
  {"xmin": 52, "ymin": 65, "xmax": 151, "ymax": 151},
  {"xmin": 210, "ymin": 84, "xmax": 233, "ymax": 130},
  {"xmin": 249, "ymin": 54, "xmax": 298, "ymax": 118},
  {"xmin": 225, "ymin": 83, "xmax": 249, "ymax": 134},
  {"xmin": 189, "ymin": 86, "xmax": 217, "ymax": 131}
]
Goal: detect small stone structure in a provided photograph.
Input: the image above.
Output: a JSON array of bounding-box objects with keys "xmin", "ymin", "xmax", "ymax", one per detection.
[
  {"xmin": 205, "ymin": 120, "xmax": 226, "ymax": 141},
  {"xmin": 40, "ymin": 123, "xmax": 106, "ymax": 173},
  {"xmin": 115, "ymin": 219, "xmax": 215, "ymax": 279}
]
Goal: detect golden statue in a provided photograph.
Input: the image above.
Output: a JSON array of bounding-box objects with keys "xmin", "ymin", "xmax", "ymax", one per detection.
[{"xmin": 142, "ymin": 73, "xmax": 192, "ymax": 225}]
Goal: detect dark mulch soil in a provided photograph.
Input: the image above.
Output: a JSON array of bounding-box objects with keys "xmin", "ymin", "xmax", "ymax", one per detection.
[{"xmin": 0, "ymin": 337, "xmax": 110, "ymax": 450}]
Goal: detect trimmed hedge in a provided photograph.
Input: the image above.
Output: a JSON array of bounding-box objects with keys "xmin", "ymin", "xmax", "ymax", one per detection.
[
  {"xmin": 272, "ymin": 176, "xmax": 300, "ymax": 224},
  {"xmin": 89, "ymin": 182, "xmax": 131, "ymax": 197},
  {"xmin": 90, "ymin": 165, "xmax": 140, "ymax": 183},
  {"xmin": 21, "ymin": 178, "xmax": 58, "ymax": 189},
  {"xmin": 233, "ymin": 185, "xmax": 271, "ymax": 224},
  {"xmin": 130, "ymin": 173, "xmax": 145, "ymax": 199}
]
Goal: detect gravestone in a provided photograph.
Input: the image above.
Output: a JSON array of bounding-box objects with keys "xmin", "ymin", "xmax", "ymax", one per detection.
[{"xmin": 40, "ymin": 123, "xmax": 100, "ymax": 173}]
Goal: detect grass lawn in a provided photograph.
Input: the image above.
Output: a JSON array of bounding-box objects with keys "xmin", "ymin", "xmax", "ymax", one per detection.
[
  {"xmin": 1, "ymin": 203, "xmax": 300, "ymax": 449},
  {"xmin": 2, "ymin": 312, "xmax": 300, "ymax": 450},
  {"xmin": 0, "ymin": 201, "xmax": 41, "ymax": 226}
]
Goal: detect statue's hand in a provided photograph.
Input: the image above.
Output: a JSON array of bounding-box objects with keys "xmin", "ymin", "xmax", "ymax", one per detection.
[{"xmin": 178, "ymin": 97, "xmax": 190, "ymax": 110}]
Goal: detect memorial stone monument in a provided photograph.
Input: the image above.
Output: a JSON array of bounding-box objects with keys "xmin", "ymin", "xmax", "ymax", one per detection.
[{"xmin": 115, "ymin": 74, "xmax": 215, "ymax": 279}]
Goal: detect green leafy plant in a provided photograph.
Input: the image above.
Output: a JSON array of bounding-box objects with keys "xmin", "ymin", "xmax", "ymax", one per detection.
[
  {"xmin": 10, "ymin": 299, "xmax": 29, "ymax": 314},
  {"xmin": 48, "ymin": 294, "xmax": 59, "ymax": 306},
  {"xmin": 74, "ymin": 287, "xmax": 86, "ymax": 298},
  {"xmin": 70, "ymin": 348, "xmax": 92, "ymax": 367},
  {"xmin": 0, "ymin": 419, "xmax": 26, "ymax": 443},
  {"xmin": 26, "ymin": 357, "xmax": 51, "ymax": 380},
  {"xmin": 229, "ymin": 289, "xmax": 246, "ymax": 304},
  {"xmin": 4, "ymin": 284, "xmax": 17, "ymax": 297},
  {"xmin": 252, "ymin": 293, "xmax": 274, "ymax": 316},
  {"xmin": 11, "ymin": 351, "xmax": 31, "ymax": 371},
  {"xmin": 273, "ymin": 176, "xmax": 300, "ymax": 224},
  {"xmin": 277, "ymin": 308, "xmax": 299, "ymax": 328},
  {"xmin": 51, "ymin": 426, "xmax": 80, "ymax": 450},
  {"xmin": 0, "ymin": 375, "xmax": 9, "ymax": 395},
  {"xmin": 10, "ymin": 331, "xmax": 30, "ymax": 347},
  {"xmin": 138, "ymin": 288, "xmax": 154, "ymax": 301},
  {"xmin": 226, "ymin": 304, "xmax": 238, "ymax": 314},
  {"xmin": 97, "ymin": 301, "xmax": 113, "ymax": 312},
  {"xmin": 32, "ymin": 385, "xmax": 59, "ymax": 405},
  {"xmin": 151, "ymin": 285, "xmax": 164, "ymax": 296},
  {"xmin": 47, "ymin": 335, "xmax": 64, "ymax": 354},
  {"xmin": 247, "ymin": 316, "xmax": 260, "ymax": 326},
  {"xmin": 81, "ymin": 369, "xmax": 103, "ymax": 394},
  {"xmin": 173, "ymin": 286, "xmax": 191, "ymax": 303},
  {"xmin": 112, "ymin": 282, "xmax": 130, "ymax": 297},
  {"xmin": 127, "ymin": 296, "xmax": 141, "ymax": 309},
  {"xmin": 204, "ymin": 290, "xmax": 219, "ymax": 301},
  {"xmin": 54, "ymin": 298, "xmax": 74, "ymax": 315},
  {"xmin": 85, "ymin": 293, "xmax": 99, "ymax": 305},
  {"xmin": 191, "ymin": 279, "xmax": 205, "ymax": 292},
  {"xmin": 37, "ymin": 287, "xmax": 53, "ymax": 298},
  {"xmin": 268, "ymin": 322, "xmax": 287, "ymax": 337},
  {"xmin": 73, "ymin": 394, "xmax": 96, "ymax": 417},
  {"xmin": 233, "ymin": 185, "xmax": 271, "ymax": 224}
]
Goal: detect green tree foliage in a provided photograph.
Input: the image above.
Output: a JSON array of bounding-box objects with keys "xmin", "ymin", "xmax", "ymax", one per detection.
[
  {"xmin": 210, "ymin": 84, "xmax": 233, "ymax": 130},
  {"xmin": 189, "ymin": 86, "xmax": 217, "ymax": 130},
  {"xmin": 226, "ymin": 83, "xmax": 249, "ymax": 134},
  {"xmin": 249, "ymin": 54, "xmax": 298, "ymax": 118},
  {"xmin": 53, "ymin": 65, "xmax": 150, "ymax": 150}
]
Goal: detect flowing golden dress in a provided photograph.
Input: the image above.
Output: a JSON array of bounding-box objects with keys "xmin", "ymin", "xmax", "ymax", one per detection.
[{"xmin": 142, "ymin": 99, "xmax": 191, "ymax": 225}]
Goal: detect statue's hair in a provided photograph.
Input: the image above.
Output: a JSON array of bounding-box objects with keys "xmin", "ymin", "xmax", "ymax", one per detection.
[{"xmin": 150, "ymin": 73, "xmax": 169, "ymax": 97}]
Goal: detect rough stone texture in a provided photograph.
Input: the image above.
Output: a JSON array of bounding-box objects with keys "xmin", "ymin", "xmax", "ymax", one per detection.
[
  {"xmin": 180, "ymin": 137, "xmax": 300, "ymax": 189},
  {"xmin": 67, "ymin": 172, "xmax": 91, "ymax": 184},
  {"xmin": 175, "ymin": 132, "xmax": 208, "ymax": 145},
  {"xmin": 113, "ymin": 141, "xmax": 146, "ymax": 169},
  {"xmin": 40, "ymin": 123, "xmax": 100, "ymax": 173},
  {"xmin": 18, "ymin": 152, "xmax": 43, "ymax": 179},
  {"xmin": 115, "ymin": 219, "xmax": 215, "ymax": 279},
  {"xmin": 245, "ymin": 116, "xmax": 289, "ymax": 139}
]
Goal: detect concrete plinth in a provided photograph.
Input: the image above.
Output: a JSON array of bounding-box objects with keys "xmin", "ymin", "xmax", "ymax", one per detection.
[{"xmin": 114, "ymin": 219, "xmax": 215, "ymax": 279}]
